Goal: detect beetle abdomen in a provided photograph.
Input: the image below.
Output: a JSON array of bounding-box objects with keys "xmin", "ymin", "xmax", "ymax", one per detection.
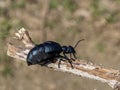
[
  {"xmin": 43, "ymin": 41, "xmax": 62, "ymax": 54},
  {"xmin": 27, "ymin": 41, "xmax": 62, "ymax": 66},
  {"xmin": 27, "ymin": 44, "xmax": 45, "ymax": 65}
]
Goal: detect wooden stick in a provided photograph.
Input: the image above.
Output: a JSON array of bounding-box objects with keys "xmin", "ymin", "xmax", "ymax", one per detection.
[{"xmin": 7, "ymin": 28, "xmax": 120, "ymax": 90}]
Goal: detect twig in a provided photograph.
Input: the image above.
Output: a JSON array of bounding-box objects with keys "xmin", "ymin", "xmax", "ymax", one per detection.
[{"xmin": 7, "ymin": 28, "xmax": 120, "ymax": 90}]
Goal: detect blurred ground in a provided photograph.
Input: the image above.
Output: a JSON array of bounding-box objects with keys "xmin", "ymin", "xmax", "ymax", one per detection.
[{"xmin": 0, "ymin": 0, "xmax": 120, "ymax": 90}]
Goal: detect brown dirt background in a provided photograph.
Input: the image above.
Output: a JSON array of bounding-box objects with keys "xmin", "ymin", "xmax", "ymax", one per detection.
[{"xmin": 0, "ymin": 0, "xmax": 120, "ymax": 90}]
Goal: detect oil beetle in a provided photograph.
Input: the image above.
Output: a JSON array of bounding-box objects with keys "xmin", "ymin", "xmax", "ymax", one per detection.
[{"xmin": 27, "ymin": 39, "xmax": 84, "ymax": 68}]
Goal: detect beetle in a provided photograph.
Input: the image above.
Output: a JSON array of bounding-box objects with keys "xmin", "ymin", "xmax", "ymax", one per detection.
[{"xmin": 27, "ymin": 39, "xmax": 84, "ymax": 68}]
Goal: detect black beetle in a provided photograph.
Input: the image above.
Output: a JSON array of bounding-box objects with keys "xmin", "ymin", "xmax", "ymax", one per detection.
[{"xmin": 27, "ymin": 39, "xmax": 84, "ymax": 68}]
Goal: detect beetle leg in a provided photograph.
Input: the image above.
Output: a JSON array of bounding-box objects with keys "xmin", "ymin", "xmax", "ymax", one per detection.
[
  {"xmin": 63, "ymin": 53, "xmax": 69, "ymax": 60},
  {"xmin": 70, "ymin": 53, "xmax": 71, "ymax": 58},
  {"xmin": 70, "ymin": 53, "xmax": 75, "ymax": 61},
  {"xmin": 40, "ymin": 61, "xmax": 47, "ymax": 66},
  {"xmin": 63, "ymin": 53, "xmax": 74, "ymax": 69},
  {"xmin": 57, "ymin": 55, "xmax": 74, "ymax": 69},
  {"xmin": 40, "ymin": 60, "xmax": 50, "ymax": 66},
  {"xmin": 58, "ymin": 58, "xmax": 62, "ymax": 68},
  {"xmin": 56, "ymin": 55, "xmax": 66, "ymax": 68},
  {"xmin": 73, "ymin": 53, "xmax": 77, "ymax": 59},
  {"xmin": 68, "ymin": 59, "xmax": 74, "ymax": 69},
  {"xmin": 56, "ymin": 55, "xmax": 67, "ymax": 68}
]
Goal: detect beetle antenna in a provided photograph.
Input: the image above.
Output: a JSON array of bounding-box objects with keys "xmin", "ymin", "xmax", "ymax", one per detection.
[{"xmin": 74, "ymin": 39, "xmax": 85, "ymax": 49}]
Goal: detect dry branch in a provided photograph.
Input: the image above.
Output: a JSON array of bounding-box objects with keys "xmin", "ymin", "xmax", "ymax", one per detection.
[{"xmin": 7, "ymin": 28, "xmax": 120, "ymax": 90}]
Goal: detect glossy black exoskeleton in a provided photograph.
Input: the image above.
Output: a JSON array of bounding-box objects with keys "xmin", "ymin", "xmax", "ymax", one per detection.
[{"xmin": 27, "ymin": 39, "xmax": 84, "ymax": 68}]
